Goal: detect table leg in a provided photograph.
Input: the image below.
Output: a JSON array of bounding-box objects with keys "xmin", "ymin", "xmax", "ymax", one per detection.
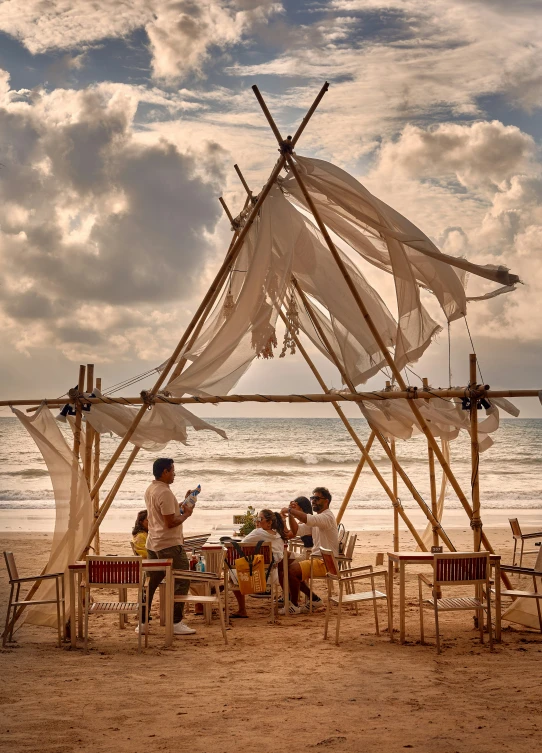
[
  {"xmin": 165, "ymin": 565, "xmax": 173, "ymax": 647},
  {"xmin": 399, "ymin": 561, "xmax": 406, "ymax": 644},
  {"xmin": 77, "ymin": 572, "xmax": 83, "ymax": 639},
  {"xmin": 388, "ymin": 557, "xmax": 394, "ymax": 641},
  {"xmin": 69, "ymin": 570, "xmax": 77, "ymax": 648},
  {"xmin": 494, "ymin": 561, "xmax": 501, "ymax": 642},
  {"xmin": 204, "ymin": 582, "xmax": 212, "ymax": 626}
]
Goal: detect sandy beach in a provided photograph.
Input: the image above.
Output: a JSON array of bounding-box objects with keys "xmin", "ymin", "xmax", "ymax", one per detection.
[{"xmin": 1, "ymin": 525, "xmax": 541, "ymax": 753}]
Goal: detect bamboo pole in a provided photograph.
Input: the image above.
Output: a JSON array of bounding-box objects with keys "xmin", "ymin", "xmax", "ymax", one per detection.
[
  {"xmin": 470, "ymin": 354, "xmax": 482, "ymax": 552},
  {"xmin": 422, "ymin": 378, "xmax": 439, "ymax": 550},
  {"xmin": 12, "ymin": 386, "xmax": 542, "ymax": 410},
  {"xmin": 294, "ymin": 280, "xmax": 451, "ymax": 550},
  {"xmin": 251, "ymin": 85, "xmax": 492, "ymax": 552},
  {"xmin": 337, "ymin": 434, "xmax": 375, "ymax": 524},
  {"xmin": 92, "ymin": 377, "xmax": 102, "ymax": 554},
  {"xmin": 234, "ymin": 163, "xmax": 253, "ymax": 198},
  {"xmin": 391, "ymin": 437, "xmax": 400, "ymax": 572},
  {"xmin": 83, "ymin": 364, "xmax": 94, "ymax": 490}
]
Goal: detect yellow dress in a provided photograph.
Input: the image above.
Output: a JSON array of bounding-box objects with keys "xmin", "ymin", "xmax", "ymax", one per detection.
[{"xmin": 132, "ymin": 531, "xmax": 148, "ymax": 558}]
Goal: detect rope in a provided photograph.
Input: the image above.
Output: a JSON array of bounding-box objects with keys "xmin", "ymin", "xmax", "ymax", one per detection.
[{"xmin": 464, "ymin": 316, "xmax": 485, "ymax": 384}]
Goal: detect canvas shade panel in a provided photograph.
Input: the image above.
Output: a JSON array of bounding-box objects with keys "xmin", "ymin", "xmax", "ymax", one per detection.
[
  {"xmin": 11, "ymin": 405, "xmax": 93, "ymax": 627},
  {"xmin": 501, "ymin": 546, "xmax": 542, "ymax": 630},
  {"xmin": 167, "ymin": 185, "xmax": 295, "ymax": 397},
  {"xmin": 85, "ymin": 390, "xmax": 227, "ymax": 451}
]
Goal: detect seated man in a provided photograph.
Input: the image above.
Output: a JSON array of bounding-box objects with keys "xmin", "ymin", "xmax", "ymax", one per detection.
[{"xmin": 281, "ymin": 486, "xmax": 339, "ymax": 614}]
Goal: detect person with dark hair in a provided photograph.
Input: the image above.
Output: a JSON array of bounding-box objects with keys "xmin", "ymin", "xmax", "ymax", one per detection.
[
  {"xmin": 291, "ymin": 496, "xmax": 314, "ymax": 548},
  {"xmin": 280, "ymin": 486, "xmax": 339, "ymax": 614},
  {"xmin": 132, "ymin": 510, "xmax": 149, "ymax": 557},
  {"xmin": 137, "ymin": 458, "xmax": 196, "ymax": 636},
  {"xmin": 230, "ymin": 509, "xmax": 286, "ymax": 619}
]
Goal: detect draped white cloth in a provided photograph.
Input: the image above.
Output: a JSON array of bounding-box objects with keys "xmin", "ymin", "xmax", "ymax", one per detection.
[
  {"xmin": 12, "ymin": 405, "xmax": 93, "ymax": 627},
  {"xmin": 85, "ymin": 390, "xmax": 227, "ymax": 451}
]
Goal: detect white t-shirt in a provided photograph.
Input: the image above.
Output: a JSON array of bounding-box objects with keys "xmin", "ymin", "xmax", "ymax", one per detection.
[
  {"xmin": 241, "ymin": 527, "xmax": 285, "ymax": 564},
  {"xmin": 145, "ymin": 480, "xmax": 183, "ymax": 551},
  {"xmin": 298, "ymin": 508, "xmax": 339, "ymax": 557}
]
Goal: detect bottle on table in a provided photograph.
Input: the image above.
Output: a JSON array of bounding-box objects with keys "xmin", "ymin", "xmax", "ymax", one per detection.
[
  {"xmin": 189, "ymin": 549, "xmax": 198, "ymax": 571},
  {"xmin": 196, "ymin": 555, "xmax": 206, "ymax": 573}
]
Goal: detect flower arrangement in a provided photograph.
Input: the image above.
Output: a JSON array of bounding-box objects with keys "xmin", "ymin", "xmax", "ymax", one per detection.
[{"xmin": 237, "ymin": 505, "xmax": 257, "ymax": 536}]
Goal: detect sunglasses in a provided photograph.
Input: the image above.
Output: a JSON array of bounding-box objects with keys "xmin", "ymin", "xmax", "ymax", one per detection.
[{"xmin": 310, "ymin": 495, "xmax": 326, "ymax": 502}]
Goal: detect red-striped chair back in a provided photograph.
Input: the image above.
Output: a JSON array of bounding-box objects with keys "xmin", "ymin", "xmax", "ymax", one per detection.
[
  {"xmin": 223, "ymin": 542, "xmax": 273, "ymax": 568},
  {"xmin": 3, "ymin": 551, "xmax": 19, "ymax": 582},
  {"xmin": 509, "ymin": 518, "xmax": 522, "ymax": 537},
  {"xmin": 86, "ymin": 556, "xmax": 143, "ymax": 585},
  {"xmin": 434, "ymin": 553, "xmax": 489, "ymax": 585},
  {"xmin": 320, "ymin": 548, "xmax": 339, "ymax": 577}
]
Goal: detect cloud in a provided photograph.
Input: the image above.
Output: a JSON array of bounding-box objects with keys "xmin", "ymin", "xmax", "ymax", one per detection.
[{"xmin": 0, "ymin": 73, "xmax": 226, "ymax": 361}]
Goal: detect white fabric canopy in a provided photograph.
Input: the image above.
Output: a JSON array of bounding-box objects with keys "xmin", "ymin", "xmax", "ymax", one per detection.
[
  {"xmin": 501, "ymin": 547, "xmax": 542, "ymax": 630},
  {"xmin": 85, "ymin": 390, "xmax": 227, "ymax": 451},
  {"xmin": 12, "ymin": 405, "xmax": 93, "ymax": 628}
]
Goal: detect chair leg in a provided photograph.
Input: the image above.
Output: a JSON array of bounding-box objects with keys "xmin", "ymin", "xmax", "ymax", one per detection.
[
  {"xmin": 335, "ymin": 584, "xmax": 343, "ymax": 646},
  {"xmin": 478, "ymin": 604, "xmax": 484, "ymax": 644},
  {"xmin": 434, "ymin": 601, "xmax": 441, "ymax": 654},
  {"xmin": 309, "ymin": 560, "xmax": 314, "ymax": 614},
  {"xmin": 512, "ymin": 539, "xmax": 518, "ymax": 567},
  {"xmin": 55, "ymin": 576, "xmax": 62, "ymax": 648},
  {"xmin": 324, "ymin": 582, "xmax": 331, "ymax": 640},
  {"xmin": 418, "ymin": 580, "xmax": 424, "ymax": 645},
  {"xmin": 371, "ymin": 576, "xmax": 379, "ymax": 636},
  {"xmin": 84, "ymin": 592, "xmax": 89, "ymax": 654},
  {"xmin": 61, "ymin": 575, "xmax": 66, "ymax": 642},
  {"xmin": 3, "ymin": 585, "xmax": 14, "ymax": 647},
  {"xmin": 215, "ymin": 585, "xmax": 228, "ymax": 646},
  {"xmin": 486, "ymin": 589, "xmax": 493, "ymax": 652},
  {"xmin": 520, "ymin": 540, "xmax": 524, "ymax": 568}
]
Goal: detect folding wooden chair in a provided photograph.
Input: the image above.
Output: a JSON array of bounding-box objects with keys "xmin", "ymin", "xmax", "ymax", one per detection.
[
  {"xmin": 173, "ymin": 549, "xmax": 228, "ymax": 645},
  {"xmin": 418, "ymin": 552, "xmax": 493, "ymax": 654},
  {"xmin": 495, "ymin": 563, "xmax": 542, "ymax": 633},
  {"xmin": 3, "ymin": 551, "xmax": 65, "ymax": 647},
  {"xmin": 320, "ymin": 547, "xmax": 390, "ymax": 646},
  {"xmin": 309, "ymin": 535, "xmax": 358, "ymax": 611},
  {"xmin": 83, "ymin": 556, "xmax": 148, "ymax": 653},
  {"xmin": 509, "ymin": 518, "xmax": 542, "ymax": 567}
]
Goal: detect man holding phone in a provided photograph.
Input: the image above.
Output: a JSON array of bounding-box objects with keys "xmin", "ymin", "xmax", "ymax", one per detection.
[
  {"xmin": 281, "ymin": 486, "xmax": 339, "ymax": 613},
  {"xmin": 138, "ymin": 457, "xmax": 196, "ymax": 636}
]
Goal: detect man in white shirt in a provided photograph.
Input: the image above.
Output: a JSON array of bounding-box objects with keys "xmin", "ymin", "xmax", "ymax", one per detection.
[
  {"xmin": 139, "ymin": 457, "xmax": 196, "ymax": 636},
  {"xmin": 281, "ymin": 486, "xmax": 339, "ymax": 614}
]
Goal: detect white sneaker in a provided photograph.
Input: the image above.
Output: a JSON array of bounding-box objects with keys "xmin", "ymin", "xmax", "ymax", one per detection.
[
  {"xmin": 135, "ymin": 623, "xmax": 149, "ymax": 635},
  {"xmin": 173, "ymin": 621, "xmax": 196, "ymax": 635},
  {"xmin": 278, "ymin": 604, "xmax": 301, "ymax": 615}
]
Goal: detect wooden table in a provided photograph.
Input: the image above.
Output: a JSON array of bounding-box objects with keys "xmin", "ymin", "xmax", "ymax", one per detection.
[
  {"xmin": 68, "ymin": 558, "xmax": 174, "ymax": 648},
  {"xmin": 387, "ymin": 552, "xmax": 502, "ymax": 644}
]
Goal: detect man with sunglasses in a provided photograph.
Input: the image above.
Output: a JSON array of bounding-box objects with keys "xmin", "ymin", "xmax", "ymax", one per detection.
[{"xmin": 280, "ymin": 486, "xmax": 339, "ymax": 614}]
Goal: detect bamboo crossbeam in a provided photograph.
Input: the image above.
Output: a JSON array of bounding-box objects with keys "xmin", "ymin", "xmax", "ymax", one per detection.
[{"xmin": 9, "ymin": 386, "xmax": 541, "ymax": 411}]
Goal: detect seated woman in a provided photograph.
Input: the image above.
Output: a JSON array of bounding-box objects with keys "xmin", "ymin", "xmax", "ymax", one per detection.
[
  {"xmin": 288, "ymin": 496, "xmax": 313, "ymax": 549},
  {"xmin": 230, "ymin": 509, "xmax": 286, "ymax": 618},
  {"xmin": 132, "ymin": 510, "xmax": 149, "ymax": 557}
]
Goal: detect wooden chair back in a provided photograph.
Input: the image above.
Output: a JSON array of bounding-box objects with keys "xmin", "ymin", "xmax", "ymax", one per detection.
[
  {"xmin": 509, "ymin": 518, "xmax": 522, "ymax": 538},
  {"xmin": 344, "ymin": 534, "xmax": 357, "ymax": 560},
  {"xmin": 433, "ymin": 552, "xmax": 490, "ymax": 586},
  {"xmin": 223, "ymin": 541, "xmax": 273, "ymax": 568},
  {"xmin": 85, "ymin": 555, "xmax": 143, "ymax": 586},
  {"xmin": 3, "ymin": 551, "xmax": 19, "ymax": 583},
  {"xmin": 320, "ymin": 547, "xmax": 340, "ymax": 577}
]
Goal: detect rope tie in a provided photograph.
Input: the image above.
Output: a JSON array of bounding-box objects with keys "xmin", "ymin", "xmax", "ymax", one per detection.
[
  {"xmin": 470, "ymin": 518, "xmax": 483, "ymax": 531},
  {"xmin": 279, "ymin": 136, "xmax": 293, "ymax": 155},
  {"xmin": 140, "ymin": 390, "xmax": 156, "ymax": 406}
]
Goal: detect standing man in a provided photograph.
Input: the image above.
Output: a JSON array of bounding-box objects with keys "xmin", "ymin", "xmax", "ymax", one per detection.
[
  {"xmin": 138, "ymin": 457, "xmax": 195, "ymax": 636},
  {"xmin": 281, "ymin": 486, "xmax": 339, "ymax": 614}
]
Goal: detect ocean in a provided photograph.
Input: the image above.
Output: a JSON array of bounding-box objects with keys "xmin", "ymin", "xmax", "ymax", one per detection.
[{"xmin": 1, "ymin": 417, "xmax": 541, "ymax": 528}]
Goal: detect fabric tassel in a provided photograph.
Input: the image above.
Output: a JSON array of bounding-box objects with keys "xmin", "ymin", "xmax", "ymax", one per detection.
[
  {"xmin": 279, "ymin": 291, "xmax": 300, "ymax": 358},
  {"xmin": 252, "ymin": 326, "xmax": 278, "ymax": 360},
  {"xmin": 222, "ymin": 290, "xmax": 235, "ymax": 319}
]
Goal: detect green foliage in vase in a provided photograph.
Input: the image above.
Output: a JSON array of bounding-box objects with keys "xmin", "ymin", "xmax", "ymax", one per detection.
[{"xmin": 238, "ymin": 505, "xmax": 257, "ymax": 536}]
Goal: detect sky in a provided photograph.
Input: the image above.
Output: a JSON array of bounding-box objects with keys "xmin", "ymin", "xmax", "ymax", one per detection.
[{"xmin": 0, "ymin": 0, "xmax": 541, "ymax": 418}]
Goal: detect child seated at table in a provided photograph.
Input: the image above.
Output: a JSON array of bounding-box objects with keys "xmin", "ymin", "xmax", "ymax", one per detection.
[
  {"xmin": 132, "ymin": 510, "xmax": 149, "ymax": 557},
  {"xmin": 230, "ymin": 509, "xmax": 286, "ymax": 618}
]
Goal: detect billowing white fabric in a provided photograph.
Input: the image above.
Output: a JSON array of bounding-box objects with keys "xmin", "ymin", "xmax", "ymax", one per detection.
[
  {"xmin": 417, "ymin": 440, "xmax": 450, "ymax": 550},
  {"xmin": 501, "ymin": 547, "xmax": 542, "ymax": 630},
  {"xmin": 12, "ymin": 405, "xmax": 93, "ymax": 628},
  {"xmin": 168, "ymin": 186, "xmax": 294, "ymax": 397},
  {"xmin": 85, "ymin": 390, "xmax": 227, "ymax": 451},
  {"xmin": 282, "ymin": 155, "xmax": 519, "ymax": 322}
]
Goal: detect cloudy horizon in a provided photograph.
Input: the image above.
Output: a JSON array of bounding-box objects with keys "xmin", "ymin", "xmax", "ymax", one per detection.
[{"xmin": 1, "ymin": 0, "xmax": 541, "ymax": 418}]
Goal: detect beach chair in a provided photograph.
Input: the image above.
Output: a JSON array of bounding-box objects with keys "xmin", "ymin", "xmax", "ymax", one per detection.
[
  {"xmin": 308, "ymin": 534, "xmax": 358, "ymax": 611},
  {"xmin": 493, "ymin": 563, "xmax": 542, "ymax": 633},
  {"xmin": 3, "ymin": 551, "xmax": 66, "ymax": 647},
  {"xmin": 222, "ymin": 541, "xmax": 277, "ymax": 621},
  {"xmin": 83, "ymin": 556, "xmax": 148, "ymax": 653},
  {"xmin": 509, "ymin": 518, "xmax": 542, "ymax": 567},
  {"xmin": 172, "ymin": 551, "xmax": 228, "ymax": 645},
  {"xmin": 418, "ymin": 552, "xmax": 493, "ymax": 654},
  {"xmin": 320, "ymin": 547, "xmax": 390, "ymax": 646}
]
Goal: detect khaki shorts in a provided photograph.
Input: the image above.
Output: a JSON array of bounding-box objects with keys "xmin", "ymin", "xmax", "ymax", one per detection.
[{"xmin": 299, "ymin": 558, "xmax": 327, "ymax": 581}]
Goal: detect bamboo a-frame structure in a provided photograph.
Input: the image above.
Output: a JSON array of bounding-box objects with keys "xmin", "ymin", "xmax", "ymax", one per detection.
[{"xmin": 8, "ymin": 80, "xmax": 541, "ymax": 634}]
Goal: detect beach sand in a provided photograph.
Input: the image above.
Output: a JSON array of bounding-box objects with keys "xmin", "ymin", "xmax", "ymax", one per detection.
[{"xmin": 1, "ymin": 526, "xmax": 541, "ymax": 753}]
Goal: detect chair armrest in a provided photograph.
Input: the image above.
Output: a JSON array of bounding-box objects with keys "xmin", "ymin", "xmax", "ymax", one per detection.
[
  {"xmin": 173, "ymin": 569, "xmax": 221, "ymax": 580},
  {"xmin": 340, "ymin": 568, "xmax": 387, "ymax": 583},
  {"xmin": 521, "ymin": 532, "xmax": 542, "ymax": 540},
  {"xmin": 500, "ymin": 565, "xmax": 542, "ymax": 577},
  {"xmin": 337, "ymin": 565, "xmax": 373, "ymax": 576},
  {"xmin": 10, "ymin": 572, "xmax": 64, "ymax": 584},
  {"xmin": 418, "ymin": 573, "xmax": 433, "ymax": 588}
]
